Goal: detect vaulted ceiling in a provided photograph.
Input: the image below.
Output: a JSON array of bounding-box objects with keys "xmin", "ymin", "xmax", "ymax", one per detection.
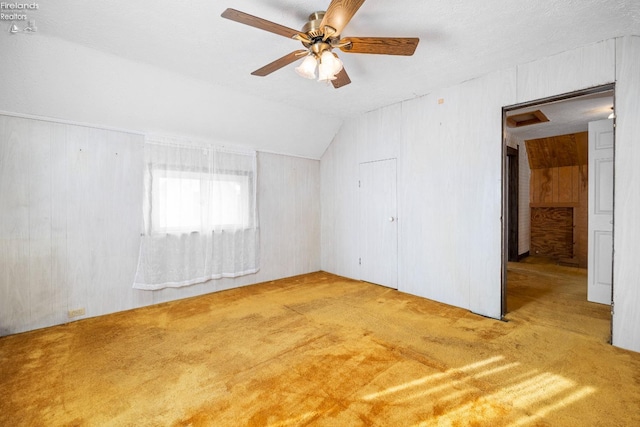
[{"xmin": 2, "ymin": 0, "xmax": 639, "ymax": 158}]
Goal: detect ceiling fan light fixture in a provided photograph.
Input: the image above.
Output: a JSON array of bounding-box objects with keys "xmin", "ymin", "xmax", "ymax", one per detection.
[
  {"xmin": 220, "ymin": 3, "xmax": 420, "ymax": 89},
  {"xmin": 317, "ymin": 50, "xmax": 342, "ymax": 82},
  {"xmin": 318, "ymin": 68, "xmax": 336, "ymax": 82},
  {"xmin": 331, "ymin": 53, "xmax": 344, "ymax": 75},
  {"xmin": 295, "ymin": 55, "xmax": 317, "ymax": 79}
]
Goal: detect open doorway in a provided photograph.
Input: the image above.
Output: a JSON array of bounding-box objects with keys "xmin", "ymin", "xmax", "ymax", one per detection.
[{"xmin": 501, "ymin": 85, "xmax": 615, "ymax": 340}]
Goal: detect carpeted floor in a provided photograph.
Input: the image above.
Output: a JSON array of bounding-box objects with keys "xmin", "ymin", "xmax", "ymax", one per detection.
[{"xmin": 1, "ymin": 262, "xmax": 639, "ymax": 426}]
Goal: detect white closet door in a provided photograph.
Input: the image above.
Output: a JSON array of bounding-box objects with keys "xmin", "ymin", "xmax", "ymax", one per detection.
[
  {"xmin": 588, "ymin": 119, "xmax": 614, "ymax": 305},
  {"xmin": 359, "ymin": 159, "xmax": 398, "ymax": 289}
]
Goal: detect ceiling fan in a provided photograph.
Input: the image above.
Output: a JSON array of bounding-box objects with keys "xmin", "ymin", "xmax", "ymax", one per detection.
[{"xmin": 221, "ymin": 0, "xmax": 419, "ymax": 89}]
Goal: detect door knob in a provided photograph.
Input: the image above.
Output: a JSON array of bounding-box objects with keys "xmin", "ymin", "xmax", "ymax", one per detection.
[{"xmin": 389, "ymin": 217, "xmax": 395, "ymax": 222}]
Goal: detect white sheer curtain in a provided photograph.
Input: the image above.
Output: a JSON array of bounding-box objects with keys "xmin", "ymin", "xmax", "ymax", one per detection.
[{"xmin": 133, "ymin": 136, "xmax": 259, "ymax": 290}]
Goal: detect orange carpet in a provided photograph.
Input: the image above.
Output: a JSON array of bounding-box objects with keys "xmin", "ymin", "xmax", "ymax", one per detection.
[{"xmin": 1, "ymin": 266, "xmax": 639, "ymax": 426}]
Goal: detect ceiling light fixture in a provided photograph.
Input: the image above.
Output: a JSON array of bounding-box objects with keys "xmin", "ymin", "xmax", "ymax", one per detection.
[
  {"xmin": 294, "ymin": 49, "xmax": 343, "ymax": 83},
  {"xmin": 318, "ymin": 50, "xmax": 343, "ymax": 82},
  {"xmin": 295, "ymin": 55, "xmax": 318, "ymax": 79}
]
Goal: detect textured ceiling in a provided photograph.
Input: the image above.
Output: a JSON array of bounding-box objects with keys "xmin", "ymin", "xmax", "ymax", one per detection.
[
  {"xmin": 4, "ymin": 0, "xmax": 640, "ymax": 157},
  {"xmin": 507, "ymin": 91, "xmax": 614, "ymax": 141}
]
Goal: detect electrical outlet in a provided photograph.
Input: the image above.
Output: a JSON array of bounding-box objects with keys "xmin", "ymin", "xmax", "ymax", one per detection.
[{"xmin": 68, "ymin": 308, "xmax": 86, "ymax": 318}]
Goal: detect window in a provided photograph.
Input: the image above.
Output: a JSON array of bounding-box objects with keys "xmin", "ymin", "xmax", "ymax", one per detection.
[
  {"xmin": 134, "ymin": 138, "xmax": 259, "ymax": 290},
  {"xmin": 151, "ymin": 168, "xmax": 253, "ymax": 234}
]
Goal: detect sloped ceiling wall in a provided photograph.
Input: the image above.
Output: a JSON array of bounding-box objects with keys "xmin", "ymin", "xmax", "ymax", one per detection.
[
  {"xmin": 525, "ymin": 133, "xmax": 588, "ymax": 169},
  {"xmin": 0, "ymin": 35, "xmax": 342, "ymax": 159}
]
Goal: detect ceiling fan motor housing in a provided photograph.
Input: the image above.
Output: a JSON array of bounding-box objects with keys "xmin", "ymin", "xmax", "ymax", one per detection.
[
  {"xmin": 301, "ymin": 11, "xmax": 339, "ymax": 55},
  {"xmin": 302, "ymin": 11, "xmax": 326, "ymax": 39}
]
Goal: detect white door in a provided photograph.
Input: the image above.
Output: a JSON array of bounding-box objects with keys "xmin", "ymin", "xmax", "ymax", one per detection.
[
  {"xmin": 588, "ymin": 119, "xmax": 614, "ymax": 305},
  {"xmin": 359, "ymin": 159, "xmax": 398, "ymax": 289}
]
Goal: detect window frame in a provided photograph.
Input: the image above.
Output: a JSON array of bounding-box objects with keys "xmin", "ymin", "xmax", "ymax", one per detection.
[{"xmin": 148, "ymin": 164, "xmax": 256, "ymax": 235}]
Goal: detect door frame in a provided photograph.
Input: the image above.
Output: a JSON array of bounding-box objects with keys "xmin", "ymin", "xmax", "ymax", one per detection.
[
  {"xmin": 506, "ymin": 146, "xmax": 519, "ymax": 263},
  {"xmin": 500, "ymin": 83, "xmax": 616, "ymax": 319}
]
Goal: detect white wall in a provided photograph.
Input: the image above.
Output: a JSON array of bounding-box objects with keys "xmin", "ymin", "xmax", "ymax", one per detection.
[
  {"xmin": 322, "ymin": 71, "xmax": 516, "ymax": 319},
  {"xmin": 257, "ymin": 152, "xmax": 321, "ymax": 281},
  {"xmin": 0, "ymin": 34, "xmax": 341, "ymax": 160},
  {"xmin": 612, "ymin": 36, "xmax": 640, "ymax": 352},
  {"xmin": 514, "ymin": 40, "xmax": 615, "ymax": 103},
  {"xmin": 0, "ymin": 116, "xmax": 144, "ymax": 334},
  {"xmin": 400, "ymin": 70, "xmax": 516, "ymax": 317},
  {"xmin": 321, "ymin": 37, "xmax": 640, "ymax": 352},
  {"xmin": 321, "ymin": 104, "xmax": 401, "ymax": 280},
  {"xmin": 0, "ymin": 115, "xmax": 320, "ymax": 335}
]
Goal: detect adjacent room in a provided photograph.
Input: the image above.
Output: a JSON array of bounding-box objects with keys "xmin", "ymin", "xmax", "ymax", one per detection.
[{"xmin": 1, "ymin": 1, "xmax": 640, "ymax": 425}]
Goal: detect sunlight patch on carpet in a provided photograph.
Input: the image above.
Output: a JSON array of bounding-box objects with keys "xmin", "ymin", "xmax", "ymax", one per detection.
[
  {"xmin": 363, "ymin": 356, "xmax": 506, "ymax": 401},
  {"xmin": 361, "ymin": 355, "xmax": 597, "ymax": 425}
]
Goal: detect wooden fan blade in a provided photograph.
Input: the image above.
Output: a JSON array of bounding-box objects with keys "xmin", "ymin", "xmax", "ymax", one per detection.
[
  {"xmin": 332, "ymin": 67, "xmax": 351, "ymax": 89},
  {"xmin": 320, "ymin": 0, "xmax": 366, "ymax": 38},
  {"xmin": 221, "ymin": 8, "xmax": 301, "ymax": 39},
  {"xmin": 339, "ymin": 37, "xmax": 419, "ymax": 55},
  {"xmin": 251, "ymin": 50, "xmax": 308, "ymax": 77}
]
